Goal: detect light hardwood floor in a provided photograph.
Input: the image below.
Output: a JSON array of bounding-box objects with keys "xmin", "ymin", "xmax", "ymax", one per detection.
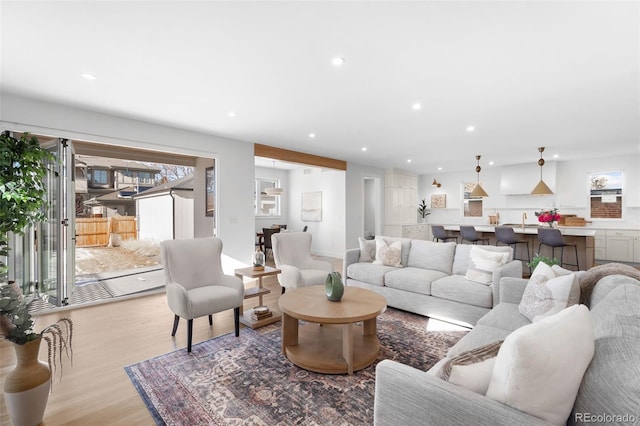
[{"xmin": 1, "ymin": 257, "xmax": 342, "ymax": 426}]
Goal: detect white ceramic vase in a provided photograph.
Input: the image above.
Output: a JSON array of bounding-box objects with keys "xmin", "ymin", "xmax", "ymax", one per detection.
[{"xmin": 3, "ymin": 337, "xmax": 51, "ymax": 426}]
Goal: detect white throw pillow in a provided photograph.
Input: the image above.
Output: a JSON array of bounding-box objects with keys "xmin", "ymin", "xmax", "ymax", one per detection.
[
  {"xmin": 519, "ymin": 262, "xmax": 580, "ymax": 322},
  {"xmin": 465, "ymin": 246, "xmax": 510, "ymax": 285},
  {"xmin": 358, "ymin": 237, "xmax": 377, "ymax": 262},
  {"xmin": 373, "ymin": 239, "xmax": 402, "ymax": 267},
  {"xmin": 433, "ymin": 340, "xmax": 503, "ymax": 395},
  {"xmin": 485, "ymin": 304, "xmax": 595, "ymax": 425}
]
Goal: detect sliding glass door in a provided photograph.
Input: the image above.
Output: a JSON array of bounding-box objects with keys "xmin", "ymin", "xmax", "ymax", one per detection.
[{"xmin": 37, "ymin": 138, "xmax": 76, "ymax": 306}]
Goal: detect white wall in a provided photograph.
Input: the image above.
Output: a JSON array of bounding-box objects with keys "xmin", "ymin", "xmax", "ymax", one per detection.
[
  {"xmin": 287, "ymin": 167, "xmax": 346, "ymax": 258},
  {"xmin": 418, "ymin": 153, "xmax": 640, "ymax": 230},
  {"xmin": 1, "ymin": 93, "xmax": 256, "ymax": 264}
]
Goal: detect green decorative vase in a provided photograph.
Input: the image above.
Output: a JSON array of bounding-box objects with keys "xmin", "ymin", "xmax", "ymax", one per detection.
[{"xmin": 325, "ymin": 272, "xmax": 344, "ymax": 302}]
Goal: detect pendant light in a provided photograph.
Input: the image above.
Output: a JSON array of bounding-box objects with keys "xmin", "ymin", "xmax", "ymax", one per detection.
[
  {"xmin": 470, "ymin": 155, "xmax": 489, "ymax": 197},
  {"xmin": 531, "ymin": 147, "xmax": 554, "ymax": 195},
  {"xmin": 264, "ymin": 160, "xmax": 283, "ymax": 196}
]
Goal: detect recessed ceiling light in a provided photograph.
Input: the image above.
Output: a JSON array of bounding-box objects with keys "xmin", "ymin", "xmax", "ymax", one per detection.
[
  {"xmin": 489, "ymin": 161, "xmax": 495, "ymax": 165},
  {"xmin": 81, "ymin": 73, "xmax": 97, "ymax": 80},
  {"xmin": 466, "ymin": 125, "xmax": 475, "ymax": 133},
  {"xmin": 332, "ymin": 57, "xmax": 345, "ymax": 67},
  {"xmin": 228, "ymin": 111, "xmax": 236, "ymax": 118},
  {"xmin": 412, "ymin": 103, "xmax": 422, "ymax": 110},
  {"xmin": 308, "ymin": 133, "xmax": 316, "ymax": 138},
  {"xmin": 553, "ymin": 154, "xmax": 559, "ymax": 158},
  {"xmin": 361, "ymin": 147, "xmax": 367, "ymax": 152},
  {"xmin": 438, "ymin": 167, "xmax": 443, "ymax": 171},
  {"xmin": 407, "ymin": 159, "xmax": 412, "ymax": 163}
]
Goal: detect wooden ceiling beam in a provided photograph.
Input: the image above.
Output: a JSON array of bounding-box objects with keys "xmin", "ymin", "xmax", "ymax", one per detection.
[{"xmin": 254, "ymin": 144, "xmax": 347, "ymax": 171}]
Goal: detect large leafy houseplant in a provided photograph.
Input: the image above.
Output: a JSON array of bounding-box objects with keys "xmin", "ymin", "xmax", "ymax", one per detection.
[
  {"xmin": 1, "ymin": 132, "xmax": 54, "ymax": 280},
  {"xmin": 0, "ymin": 132, "xmax": 73, "ymax": 382}
]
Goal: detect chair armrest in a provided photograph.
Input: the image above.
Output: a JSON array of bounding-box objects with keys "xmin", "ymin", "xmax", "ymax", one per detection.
[
  {"xmin": 277, "ymin": 264, "xmax": 304, "ymax": 290},
  {"xmin": 343, "ymin": 248, "xmax": 361, "ymax": 278},
  {"xmin": 490, "ymin": 260, "xmax": 522, "ymax": 306},
  {"xmin": 166, "ymin": 281, "xmax": 190, "ymax": 318},
  {"xmin": 499, "ymin": 277, "xmax": 529, "ymax": 304},
  {"xmin": 218, "ymin": 275, "xmax": 245, "ymax": 302},
  {"xmin": 374, "ymin": 360, "xmax": 551, "ymax": 426}
]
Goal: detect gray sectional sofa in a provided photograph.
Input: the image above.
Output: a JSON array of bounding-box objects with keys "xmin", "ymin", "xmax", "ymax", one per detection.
[
  {"xmin": 374, "ymin": 273, "xmax": 640, "ymax": 426},
  {"xmin": 343, "ymin": 237, "xmax": 522, "ymax": 327}
]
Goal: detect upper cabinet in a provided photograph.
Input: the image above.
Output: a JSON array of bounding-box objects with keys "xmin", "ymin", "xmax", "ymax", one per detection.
[
  {"xmin": 385, "ymin": 169, "xmax": 418, "ymax": 224},
  {"xmin": 500, "ymin": 161, "xmax": 557, "ymax": 195}
]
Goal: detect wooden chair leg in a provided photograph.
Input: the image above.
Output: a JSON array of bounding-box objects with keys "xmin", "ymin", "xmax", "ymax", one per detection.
[
  {"xmin": 208, "ymin": 314, "xmax": 213, "ymax": 326},
  {"xmin": 234, "ymin": 307, "xmax": 240, "ymax": 337},
  {"xmin": 187, "ymin": 319, "xmax": 193, "ymax": 353},
  {"xmin": 171, "ymin": 315, "xmax": 180, "ymax": 336}
]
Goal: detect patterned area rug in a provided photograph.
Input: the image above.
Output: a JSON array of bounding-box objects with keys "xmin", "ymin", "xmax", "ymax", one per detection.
[{"xmin": 125, "ymin": 308, "xmax": 468, "ymax": 425}]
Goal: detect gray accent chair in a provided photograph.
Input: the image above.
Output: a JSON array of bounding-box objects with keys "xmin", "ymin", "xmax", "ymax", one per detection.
[
  {"xmin": 272, "ymin": 232, "xmax": 333, "ymax": 294},
  {"xmin": 160, "ymin": 237, "xmax": 244, "ymax": 353}
]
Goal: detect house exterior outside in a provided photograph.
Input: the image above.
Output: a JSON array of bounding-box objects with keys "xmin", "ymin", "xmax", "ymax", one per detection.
[{"xmin": 75, "ymin": 155, "xmax": 161, "ymax": 217}]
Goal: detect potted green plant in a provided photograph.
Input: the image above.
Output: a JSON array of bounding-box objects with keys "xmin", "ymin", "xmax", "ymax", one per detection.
[
  {"xmin": 418, "ymin": 199, "xmax": 430, "ymax": 223},
  {"xmin": 527, "ymin": 253, "xmax": 560, "ymax": 270},
  {"xmin": 0, "ymin": 131, "xmax": 73, "ymax": 426}
]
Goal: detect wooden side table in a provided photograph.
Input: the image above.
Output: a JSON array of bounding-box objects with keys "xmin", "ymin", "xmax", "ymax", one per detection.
[{"xmin": 234, "ymin": 265, "xmax": 281, "ymax": 329}]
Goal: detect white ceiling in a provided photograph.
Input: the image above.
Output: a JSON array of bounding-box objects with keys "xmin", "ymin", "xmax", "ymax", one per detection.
[{"xmin": 2, "ymin": 1, "xmax": 638, "ymax": 173}]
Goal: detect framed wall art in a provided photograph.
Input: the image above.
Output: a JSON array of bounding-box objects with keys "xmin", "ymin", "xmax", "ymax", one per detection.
[
  {"xmin": 301, "ymin": 191, "xmax": 322, "ymax": 222},
  {"xmin": 431, "ymin": 193, "xmax": 446, "ymax": 209}
]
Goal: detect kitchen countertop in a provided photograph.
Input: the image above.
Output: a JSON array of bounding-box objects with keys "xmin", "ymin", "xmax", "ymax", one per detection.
[{"xmin": 443, "ymin": 225, "xmax": 597, "ymax": 237}]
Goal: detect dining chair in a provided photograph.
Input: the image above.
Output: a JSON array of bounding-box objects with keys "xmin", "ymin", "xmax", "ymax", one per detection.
[
  {"xmin": 431, "ymin": 225, "xmax": 457, "ymax": 243},
  {"xmin": 262, "ymin": 227, "xmax": 281, "ymax": 259},
  {"xmin": 537, "ymin": 228, "xmax": 579, "ymax": 270},
  {"xmin": 160, "ymin": 237, "xmax": 244, "ymax": 353},
  {"xmin": 459, "ymin": 225, "xmax": 490, "ymax": 245},
  {"xmin": 272, "ymin": 232, "xmax": 333, "ymax": 294}
]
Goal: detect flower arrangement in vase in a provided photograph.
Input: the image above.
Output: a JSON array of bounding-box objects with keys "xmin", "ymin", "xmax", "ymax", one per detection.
[{"xmin": 535, "ymin": 208, "xmax": 561, "ymax": 227}]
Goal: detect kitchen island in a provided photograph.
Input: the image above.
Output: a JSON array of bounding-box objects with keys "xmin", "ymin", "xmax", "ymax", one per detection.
[{"xmin": 442, "ymin": 224, "xmax": 596, "ymax": 270}]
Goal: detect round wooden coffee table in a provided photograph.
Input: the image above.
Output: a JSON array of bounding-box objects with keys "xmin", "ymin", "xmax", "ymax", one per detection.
[{"xmin": 278, "ymin": 285, "xmax": 387, "ymax": 374}]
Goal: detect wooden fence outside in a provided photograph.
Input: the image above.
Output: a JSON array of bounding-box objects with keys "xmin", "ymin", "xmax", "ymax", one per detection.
[{"xmin": 75, "ymin": 217, "xmax": 137, "ymax": 247}]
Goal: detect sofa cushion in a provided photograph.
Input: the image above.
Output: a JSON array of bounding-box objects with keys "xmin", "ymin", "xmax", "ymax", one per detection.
[
  {"xmin": 358, "ymin": 237, "xmax": 376, "ymax": 262},
  {"xmin": 373, "ymin": 239, "xmax": 403, "ymax": 267},
  {"xmin": 465, "ymin": 246, "xmax": 510, "ymax": 285},
  {"xmin": 434, "ymin": 340, "xmax": 503, "ymax": 395},
  {"xmin": 431, "ymin": 275, "xmax": 493, "ymax": 308},
  {"xmin": 571, "ymin": 280, "xmax": 640, "ymax": 425},
  {"xmin": 452, "ymin": 244, "xmax": 512, "ymax": 276},
  {"xmin": 407, "ymin": 240, "xmax": 456, "ymax": 274},
  {"xmin": 447, "ymin": 324, "xmax": 513, "ymax": 357},
  {"xmin": 346, "ymin": 262, "xmax": 396, "ymax": 286},
  {"xmin": 376, "ymin": 236, "xmax": 412, "ymax": 266},
  {"xmin": 384, "ymin": 267, "xmax": 447, "ymax": 296},
  {"xmin": 476, "ymin": 303, "xmax": 531, "ymax": 332},
  {"xmin": 486, "ymin": 305, "xmax": 595, "ymax": 426},
  {"xmin": 519, "ymin": 262, "xmax": 580, "ymax": 322}
]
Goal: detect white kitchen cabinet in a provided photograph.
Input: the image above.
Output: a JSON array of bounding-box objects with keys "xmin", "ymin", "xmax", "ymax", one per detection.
[
  {"xmin": 594, "ymin": 230, "xmax": 606, "ymax": 260},
  {"xmin": 605, "ymin": 230, "xmax": 637, "ymax": 262},
  {"xmin": 384, "ymin": 169, "xmax": 418, "ymax": 225},
  {"xmin": 635, "ymin": 234, "xmax": 640, "ymax": 263},
  {"xmin": 384, "ymin": 224, "xmax": 429, "ymax": 240}
]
